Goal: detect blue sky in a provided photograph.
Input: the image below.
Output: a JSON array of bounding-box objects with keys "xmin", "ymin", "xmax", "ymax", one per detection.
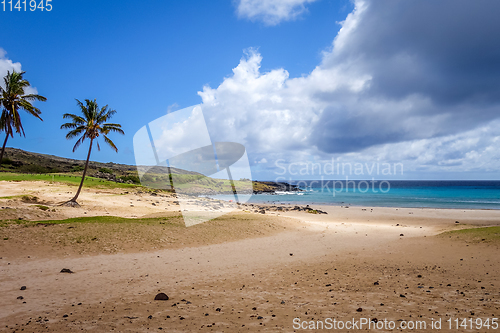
[{"xmin": 1, "ymin": 0, "xmax": 500, "ymax": 180}]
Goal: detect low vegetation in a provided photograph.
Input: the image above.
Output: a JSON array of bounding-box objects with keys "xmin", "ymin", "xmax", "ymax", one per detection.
[
  {"xmin": 0, "ymin": 172, "xmax": 138, "ymax": 189},
  {"xmin": 440, "ymin": 226, "xmax": 500, "ymax": 244},
  {"xmin": 0, "ymin": 212, "xmax": 286, "ymax": 256}
]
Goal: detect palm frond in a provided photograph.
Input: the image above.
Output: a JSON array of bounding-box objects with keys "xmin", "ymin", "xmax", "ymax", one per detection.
[
  {"xmin": 72, "ymin": 136, "xmax": 85, "ymax": 152},
  {"xmin": 63, "ymin": 98, "xmax": 123, "ymax": 154},
  {"xmin": 21, "ymin": 94, "xmax": 47, "ymax": 102},
  {"xmin": 62, "ymin": 113, "xmax": 86, "ymax": 124},
  {"xmin": 65, "ymin": 126, "xmax": 86, "ymax": 139},
  {"xmin": 103, "ymin": 135, "xmax": 118, "ymax": 152},
  {"xmin": 18, "ymin": 100, "xmax": 42, "ymax": 120},
  {"xmin": 102, "ymin": 124, "xmax": 124, "ymax": 135}
]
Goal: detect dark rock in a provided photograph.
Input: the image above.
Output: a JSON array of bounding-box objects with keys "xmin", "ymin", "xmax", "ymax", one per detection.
[
  {"xmin": 417, "ymin": 275, "xmax": 422, "ymax": 278},
  {"xmin": 63, "ymin": 314, "xmax": 68, "ymax": 318},
  {"xmin": 455, "ymin": 221, "xmax": 460, "ymax": 223},
  {"xmin": 400, "ymin": 234, "xmax": 404, "ymax": 237},
  {"xmin": 400, "ymin": 294, "xmax": 406, "ymax": 298},
  {"xmin": 289, "ymin": 253, "xmax": 293, "ymax": 256},
  {"xmin": 17, "ymin": 296, "xmax": 24, "ymax": 300},
  {"xmin": 60, "ymin": 268, "xmax": 74, "ymax": 273},
  {"xmin": 148, "ymin": 315, "xmax": 153, "ymax": 319},
  {"xmin": 356, "ymin": 308, "xmax": 363, "ymax": 312},
  {"xmin": 154, "ymin": 292, "xmax": 169, "ymax": 301},
  {"xmin": 20, "ymin": 286, "xmax": 26, "ymax": 290},
  {"xmin": 216, "ymin": 308, "xmax": 221, "ymax": 312},
  {"xmin": 257, "ymin": 316, "xmax": 263, "ymax": 319},
  {"xmin": 373, "ymin": 281, "xmax": 379, "ymax": 286}
]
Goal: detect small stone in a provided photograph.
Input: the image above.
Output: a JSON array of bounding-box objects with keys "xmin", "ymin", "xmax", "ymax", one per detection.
[
  {"xmin": 400, "ymin": 294, "xmax": 406, "ymax": 298},
  {"xmin": 60, "ymin": 268, "xmax": 74, "ymax": 273},
  {"xmin": 289, "ymin": 253, "xmax": 293, "ymax": 256},
  {"xmin": 257, "ymin": 316, "xmax": 263, "ymax": 319},
  {"xmin": 17, "ymin": 296, "xmax": 24, "ymax": 300},
  {"xmin": 356, "ymin": 308, "xmax": 362, "ymax": 312},
  {"xmin": 63, "ymin": 314, "xmax": 68, "ymax": 318},
  {"xmin": 20, "ymin": 286, "xmax": 27, "ymax": 290},
  {"xmin": 373, "ymin": 281, "xmax": 379, "ymax": 285},
  {"xmin": 400, "ymin": 234, "xmax": 404, "ymax": 236},
  {"xmin": 148, "ymin": 315, "xmax": 153, "ymax": 319},
  {"xmin": 154, "ymin": 293, "xmax": 169, "ymax": 301},
  {"xmin": 216, "ymin": 308, "xmax": 221, "ymax": 312}
]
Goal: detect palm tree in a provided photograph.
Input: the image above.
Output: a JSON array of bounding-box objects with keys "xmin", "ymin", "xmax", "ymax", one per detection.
[
  {"xmin": 61, "ymin": 99, "xmax": 124, "ymax": 206},
  {"xmin": 0, "ymin": 70, "xmax": 46, "ymax": 165}
]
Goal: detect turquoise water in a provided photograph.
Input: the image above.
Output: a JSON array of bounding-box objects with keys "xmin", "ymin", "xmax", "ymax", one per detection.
[{"xmin": 213, "ymin": 181, "xmax": 500, "ymax": 210}]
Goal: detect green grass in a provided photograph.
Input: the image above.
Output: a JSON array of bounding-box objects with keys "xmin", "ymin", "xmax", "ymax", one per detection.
[
  {"xmin": 32, "ymin": 215, "xmax": 183, "ymax": 226},
  {"xmin": 0, "ymin": 215, "xmax": 184, "ymax": 229},
  {"xmin": 0, "ymin": 194, "xmax": 38, "ymax": 201},
  {"xmin": 33, "ymin": 204, "xmax": 50, "ymax": 211},
  {"xmin": 0, "ymin": 172, "xmax": 139, "ymax": 189},
  {"xmin": 440, "ymin": 226, "xmax": 500, "ymax": 243}
]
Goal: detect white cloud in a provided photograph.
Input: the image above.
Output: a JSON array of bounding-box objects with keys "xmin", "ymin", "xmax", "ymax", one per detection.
[
  {"xmin": 0, "ymin": 48, "xmax": 22, "ymax": 85},
  {"xmin": 236, "ymin": 0, "xmax": 318, "ymax": 25},
  {"xmin": 200, "ymin": 0, "xmax": 500, "ymax": 178},
  {"xmin": 0, "ymin": 48, "xmax": 38, "ymax": 95}
]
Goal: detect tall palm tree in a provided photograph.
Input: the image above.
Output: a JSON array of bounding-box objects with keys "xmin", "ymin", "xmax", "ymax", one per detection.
[
  {"xmin": 0, "ymin": 70, "xmax": 46, "ymax": 165},
  {"xmin": 61, "ymin": 99, "xmax": 124, "ymax": 206}
]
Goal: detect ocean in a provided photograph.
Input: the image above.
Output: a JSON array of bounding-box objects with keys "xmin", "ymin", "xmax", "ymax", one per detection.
[{"xmin": 214, "ymin": 180, "xmax": 500, "ymax": 210}]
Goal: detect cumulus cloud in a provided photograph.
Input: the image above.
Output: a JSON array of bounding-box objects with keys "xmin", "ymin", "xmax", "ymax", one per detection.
[
  {"xmin": 0, "ymin": 48, "xmax": 22, "ymax": 82},
  {"xmin": 236, "ymin": 0, "xmax": 317, "ymax": 25},
  {"xmin": 0, "ymin": 48, "xmax": 38, "ymax": 95},
  {"xmin": 200, "ymin": 0, "xmax": 500, "ymax": 177}
]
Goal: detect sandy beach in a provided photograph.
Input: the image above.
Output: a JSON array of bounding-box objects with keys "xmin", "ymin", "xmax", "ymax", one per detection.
[{"xmin": 1, "ymin": 180, "xmax": 499, "ymax": 332}]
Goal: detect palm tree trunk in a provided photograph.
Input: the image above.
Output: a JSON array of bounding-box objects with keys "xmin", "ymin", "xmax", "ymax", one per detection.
[
  {"xmin": 69, "ymin": 138, "xmax": 93, "ymax": 203},
  {"xmin": 0, "ymin": 132, "xmax": 9, "ymax": 166}
]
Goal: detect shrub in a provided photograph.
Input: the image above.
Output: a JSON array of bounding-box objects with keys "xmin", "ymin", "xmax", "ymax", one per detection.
[
  {"xmin": 99, "ymin": 167, "xmax": 113, "ymax": 174},
  {"xmin": 34, "ymin": 205, "xmax": 50, "ymax": 211},
  {"xmin": 21, "ymin": 195, "xmax": 38, "ymax": 203},
  {"xmin": 119, "ymin": 175, "xmax": 140, "ymax": 184},
  {"xmin": 18, "ymin": 164, "xmax": 50, "ymax": 174},
  {"xmin": 71, "ymin": 165, "xmax": 84, "ymax": 172}
]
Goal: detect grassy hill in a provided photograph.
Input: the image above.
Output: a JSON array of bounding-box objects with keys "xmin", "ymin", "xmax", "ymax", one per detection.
[{"xmin": 0, "ymin": 148, "xmax": 286, "ymax": 194}]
